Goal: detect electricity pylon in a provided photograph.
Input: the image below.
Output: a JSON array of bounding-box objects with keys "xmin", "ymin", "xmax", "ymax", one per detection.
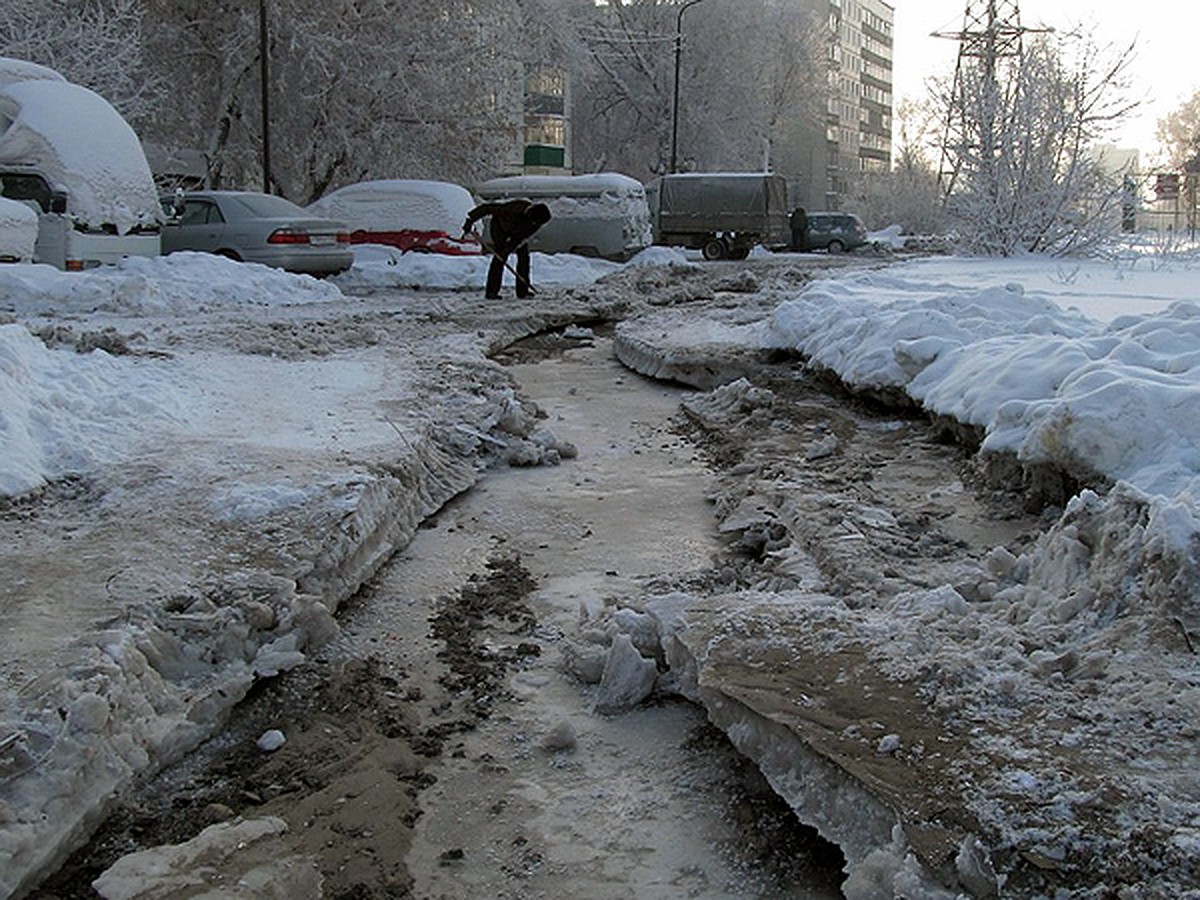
[{"xmin": 933, "ymin": 1, "xmax": 1050, "ymax": 199}]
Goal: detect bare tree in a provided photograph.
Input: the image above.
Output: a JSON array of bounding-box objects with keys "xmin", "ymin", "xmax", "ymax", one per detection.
[{"xmin": 938, "ymin": 29, "xmax": 1139, "ymax": 255}]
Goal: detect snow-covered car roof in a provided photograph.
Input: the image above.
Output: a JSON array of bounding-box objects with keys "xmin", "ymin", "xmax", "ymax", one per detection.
[
  {"xmin": 0, "ymin": 57, "xmax": 65, "ymax": 88},
  {"xmin": 0, "ymin": 195, "xmax": 37, "ymax": 260},
  {"xmin": 307, "ymin": 180, "xmax": 475, "ymax": 233},
  {"xmin": 476, "ymin": 172, "xmax": 645, "ymax": 199},
  {"xmin": 0, "ymin": 78, "xmax": 160, "ymax": 233}
]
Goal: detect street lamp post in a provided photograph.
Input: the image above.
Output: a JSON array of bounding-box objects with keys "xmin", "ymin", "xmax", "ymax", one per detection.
[{"xmin": 669, "ymin": 0, "xmax": 706, "ymax": 174}]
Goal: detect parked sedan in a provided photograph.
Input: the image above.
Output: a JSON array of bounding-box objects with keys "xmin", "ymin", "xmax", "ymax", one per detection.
[{"xmin": 160, "ymin": 190, "xmax": 353, "ymax": 275}]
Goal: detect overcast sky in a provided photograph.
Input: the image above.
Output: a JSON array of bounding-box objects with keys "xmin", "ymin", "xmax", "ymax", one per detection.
[{"xmin": 889, "ymin": 1, "xmax": 1200, "ymax": 157}]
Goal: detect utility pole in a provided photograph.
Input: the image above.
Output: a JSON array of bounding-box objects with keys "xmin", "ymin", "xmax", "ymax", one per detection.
[
  {"xmin": 670, "ymin": 0, "xmax": 706, "ymax": 174},
  {"xmin": 933, "ymin": 1, "xmax": 1049, "ymax": 199},
  {"xmin": 259, "ymin": 0, "xmax": 272, "ymax": 193}
]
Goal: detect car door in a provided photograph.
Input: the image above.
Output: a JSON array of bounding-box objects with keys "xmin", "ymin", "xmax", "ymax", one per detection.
[
  {"xmin": 163, "ymin": 198, "xmax": 226, "ymax": 254},
  {"xmin": 806, "ymin": 216, "xmax": 830, "ymax": 249}
]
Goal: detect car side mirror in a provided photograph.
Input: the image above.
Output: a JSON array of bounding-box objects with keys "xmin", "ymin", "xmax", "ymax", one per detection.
[{"xmin": 49, "ymin": 191, "xmax": 67, "ymax": 214}]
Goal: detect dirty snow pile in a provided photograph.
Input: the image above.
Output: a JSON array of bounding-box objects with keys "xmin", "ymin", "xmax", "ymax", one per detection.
[
  {"xmin": 1, "ymin": 247, "xmax": 621, "ymax": 897},
  {"xmin": 756, "ymin": 253, "xmax": 1200, "ymax": 893},
  {"xmin": 767, "ymin": 254, "xmax": 1200, "ymax": 515},
  {"xmin": 333, "ymin": 241, "xmax": 677, "ymax": 292},
  {"xmin": 0, "ymin": 249, "xmax": 623, "ymax": 499}
]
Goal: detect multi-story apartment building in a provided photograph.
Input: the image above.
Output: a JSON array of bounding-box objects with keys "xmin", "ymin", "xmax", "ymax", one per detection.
[
  {"xmin": 780, "ymin": 0, "xmax": 894, "ymax": 209},
  {"xmin": 511, "ymin": 1, "xmax": 892, "ymax": 200},
  {"xmin": 523, "ymin": 66, "xmax": 570, "ymax": 175}
]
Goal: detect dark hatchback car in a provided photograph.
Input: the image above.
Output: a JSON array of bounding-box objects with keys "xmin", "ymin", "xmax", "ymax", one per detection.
[
  {"xmin": 160, "ymin": 190, "xmax": 353, "ymax": 276},
  {"xmin": 792, "ymin": 211, "xmax": 869, "ymax": 253}
]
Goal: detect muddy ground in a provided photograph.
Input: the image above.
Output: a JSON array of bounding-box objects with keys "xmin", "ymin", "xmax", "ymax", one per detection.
[{"xmin": 31, "ymin": 267, "xmax": 1045, "ymax": 899}]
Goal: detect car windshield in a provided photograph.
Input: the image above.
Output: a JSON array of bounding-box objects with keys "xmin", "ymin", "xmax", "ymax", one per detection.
[{"xmin": 229, "ymin": 193, "xmax": 306, "ymax": 219}]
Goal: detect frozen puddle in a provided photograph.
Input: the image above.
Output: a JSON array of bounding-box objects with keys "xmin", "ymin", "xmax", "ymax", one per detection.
[{"xmin": 353, "ymin": 335, "xmax": 846, "ymax": 897}]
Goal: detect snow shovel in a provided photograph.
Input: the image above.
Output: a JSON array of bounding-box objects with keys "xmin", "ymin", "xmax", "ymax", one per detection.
[{"xmin": 469, "ymin": 231, "xmax": 538, "ymax": 297}]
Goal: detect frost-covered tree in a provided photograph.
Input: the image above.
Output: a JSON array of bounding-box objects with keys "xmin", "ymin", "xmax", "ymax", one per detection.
[
  {"xmin": 563, "ymin": 0, "xmax": 677, "ymax": 177},
  {"xmin": 1156, "ymin": 91, "xmax": 1200, "ymax": 171},
  {"xmin": 566, "ymin": 0, "xmax": 827, "ymax": 181},
  {"xmin": 138, "ymin": 0, "xmax": 529, "ymax": 202},
  {"xmin": 0, "ymin": 0, "xmax": 161, "ymax": 118},
  {"xmin": 937, "ymin": 30, "xmax": 1138, "ymax": 256},
  {"xmin": 696, "ymin": 0, "xmax": 827, "ymax": 174},
  {"xmin": 851, "ymin": 99, "xmax": 948, "ymax": 233}
]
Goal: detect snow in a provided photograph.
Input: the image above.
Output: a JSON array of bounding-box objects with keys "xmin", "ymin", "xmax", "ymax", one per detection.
[
  {"xmin": 0, "ymin": 74, "xmax": 161, "ymax": 233},
  {"xmin": 305, "ymin": 179, "xmax": 475, "ymax": 233},
  {"xmin": 333, "ymin": 242, "xmax": 623, "ymax": 292},
  {"xmin": 767, "ymin": 254, "xmax": 1200, "ymax": 506},
  {"xmin": 3, "ymin": 241, "xmax": 1200, "ymax": 895},
  {"xmin": 0, "ymin": 58, "xmax": 65, "ymax": 87},
  {"xmin": 0, "ymin": 196, "xmax": 37, "ymax": 260},
  {"xmin": 475, "ymin": 172, "xmax": 646, "ymax": 200}
]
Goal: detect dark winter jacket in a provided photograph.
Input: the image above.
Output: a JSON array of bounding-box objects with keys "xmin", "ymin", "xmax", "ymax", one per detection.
[{"xmin": 463, "ymin": 199, "xmax": 551, "ymax": 255}]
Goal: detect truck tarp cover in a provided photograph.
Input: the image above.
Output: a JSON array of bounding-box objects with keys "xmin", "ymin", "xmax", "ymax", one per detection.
[
  {"xmin": 654, "ymin": 173, "xmax": 787, "ymax": 239},
  {"xmin": 0, "ymin": 78, "xmax": 160, "ymax": 234},
  {"xmin": 659, "ymin": 174, "xmax": 774, "ymax": 215}
]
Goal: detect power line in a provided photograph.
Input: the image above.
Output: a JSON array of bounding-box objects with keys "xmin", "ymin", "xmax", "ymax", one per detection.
[{"xmin": 934, "ymin": 0, "xmax": 1053, "ymax": 199}]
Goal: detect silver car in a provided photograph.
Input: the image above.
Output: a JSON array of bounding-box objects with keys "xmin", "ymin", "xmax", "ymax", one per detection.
[{"xmin": 160, "ymin": 190, "xmax": 353, "ymax": 275}]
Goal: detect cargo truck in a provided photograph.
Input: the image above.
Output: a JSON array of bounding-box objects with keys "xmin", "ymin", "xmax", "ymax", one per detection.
[{"xmin": 645, "ymin": 172, "xmax": 789, "ymax": 260}]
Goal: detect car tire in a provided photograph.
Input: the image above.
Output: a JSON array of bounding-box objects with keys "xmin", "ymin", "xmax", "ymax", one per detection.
[
  {"xmin": 702, "ymin": 238, "xmax": 727, "ymax": 261},
  {"xmin": 827, "ymin": 240, "xmax": 845, "ymax": 254}
]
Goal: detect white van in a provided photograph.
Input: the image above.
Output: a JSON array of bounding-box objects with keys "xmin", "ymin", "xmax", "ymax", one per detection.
[
  {"xmin": 473, "ymin": 173, "xmax": 651, "ymax": 261},
  {"xmin": 0, "ymin": 58, "xmax": 160, "ymax": 270}
]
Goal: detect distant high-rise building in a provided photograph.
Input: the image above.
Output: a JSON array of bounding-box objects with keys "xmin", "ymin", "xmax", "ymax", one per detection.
[{"xmin": 782, "ymin": 0, "xmax": 894, "ymax": 210}]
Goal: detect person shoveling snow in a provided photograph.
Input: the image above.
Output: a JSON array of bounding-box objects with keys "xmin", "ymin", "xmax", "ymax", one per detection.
[{"xmin": 462, "ymin": 198, "xmax": 551, "ymax": 299}]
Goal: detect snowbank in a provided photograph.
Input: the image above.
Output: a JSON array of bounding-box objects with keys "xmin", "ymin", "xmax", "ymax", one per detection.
[
  {"xmin": 768, "ymin": 259, "xmax": 1200, "ymax": 507},
  {"xmin": 333, "ymin": 244, "xmax": 621, "ymax": 292}
]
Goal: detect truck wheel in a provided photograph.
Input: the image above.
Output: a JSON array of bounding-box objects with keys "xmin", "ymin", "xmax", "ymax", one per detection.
[
  {"xmin": 702, "ymin": 238, "xmax": 727, "ymax": 260},
  {"xmin": 729, "ymin": 246, "xmax": 751, "ymax": 260}
]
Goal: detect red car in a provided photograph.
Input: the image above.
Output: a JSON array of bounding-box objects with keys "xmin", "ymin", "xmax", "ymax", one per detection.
[{"xmin": 306, "ymin": 180, "xmax": 483, "ymax": 256}]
